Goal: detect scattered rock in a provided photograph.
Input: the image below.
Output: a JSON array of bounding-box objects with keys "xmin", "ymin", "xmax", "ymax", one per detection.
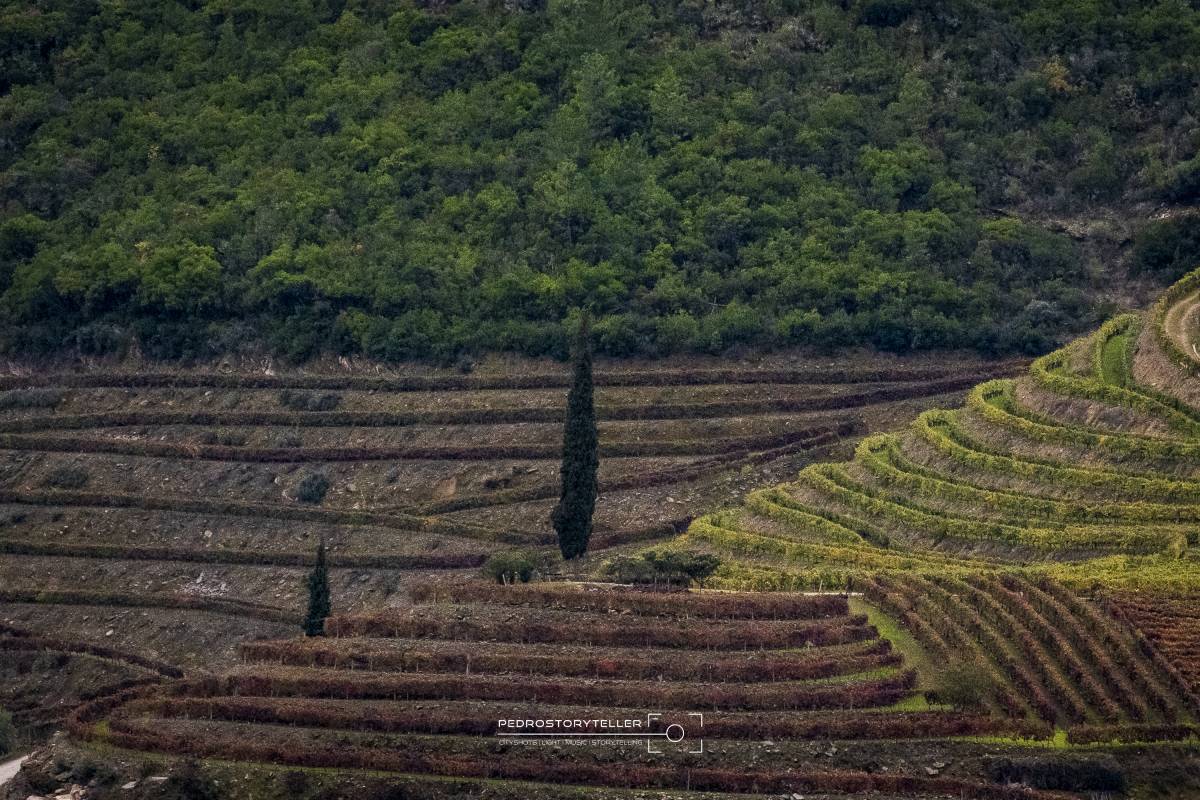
[{"xmin": 433, "ymin": 476, "xmax": 458, "ymax": 499}]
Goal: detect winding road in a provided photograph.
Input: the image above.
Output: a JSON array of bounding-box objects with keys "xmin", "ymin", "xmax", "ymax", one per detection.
[
  {"xmin": 1164, "ymin": 289, "xmax": 1200, "ymax": 365},
  {"xmin": 0, "ymin": 755, "xmax": 27, "ymax": 786}
]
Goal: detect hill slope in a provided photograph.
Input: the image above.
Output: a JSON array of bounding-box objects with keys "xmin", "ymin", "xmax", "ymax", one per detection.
[
  {"xmin": 5, "ymin": 281, "xmax": 1200, "ymax": 798},
  {"xmin": 4, "ymin": 0, "xmax": 1200, "ymax": 359}
]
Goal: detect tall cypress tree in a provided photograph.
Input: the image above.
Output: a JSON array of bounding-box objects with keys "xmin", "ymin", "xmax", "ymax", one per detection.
[
  {"xmin": 552, "ymin": 313, "xmax": 598, "ymax": 560},
  {"xmin": 303, "ymin": 539, "xmax": 331, "ymax": 636}
]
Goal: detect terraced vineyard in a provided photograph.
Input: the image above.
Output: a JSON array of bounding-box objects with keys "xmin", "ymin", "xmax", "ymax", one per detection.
[
  {"xmin": 0, "ymin": 353, "xmax": 1012, "ymax": 658},
  {"xmin": 679, "ymin": 268, "xmax": 1200, "ymax": 747},
  {"xmin": 66, "ymin": 583, "xmax": 1068, "ymax": 800},
  {"xmin": 8, "ymin": 275, "xmax": 1200, "ymax": 797}
]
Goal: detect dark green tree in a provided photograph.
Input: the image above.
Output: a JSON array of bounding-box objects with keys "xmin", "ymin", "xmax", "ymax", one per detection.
[
  {"xmin": 303, "ymin": 539, "xmax": 331, "ymax": 636},
  {"xmin": 552, "ymin": 313, "xmax": 598, "ymax": 559}
]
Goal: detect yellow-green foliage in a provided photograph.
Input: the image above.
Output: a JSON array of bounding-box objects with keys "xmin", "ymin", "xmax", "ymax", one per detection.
[
  {"xmin": 675, "ymin": 282, "xmax": 1200, "ymax": 596},
  {"xmin": 970, "ymin": 380, "xmax": 1200, "ymax": 461},
  {"xmin": 914, "ymin": 410, "xmax": 1200, "ymax": 502},
  {"xmin": 858, "ymin": 434, "xmax": 1200, "ymax": 524},
  {"xmin": 1031, "ymin": 336, "xmax": 1200, "ymax": 435},
  {"xmin": 1094, "ymin": 314, "xmax": 1139, "ymax": 387}
]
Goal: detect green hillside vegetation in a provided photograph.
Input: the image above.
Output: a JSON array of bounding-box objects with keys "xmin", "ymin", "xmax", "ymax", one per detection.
[{"xmin": 4, "ymin": 0, "xmax": 1200, "ymax": 360}]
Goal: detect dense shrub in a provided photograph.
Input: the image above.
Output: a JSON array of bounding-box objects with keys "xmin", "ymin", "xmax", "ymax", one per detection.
[
  {"xmin": 295, "ymin": 472, "xmax": 331, "ymax": 504},
  {"xmin": 279, "ymin": 771, "xmax": 310, "ymax": 796},
  {"xmin": 196, "ymin": 430, "xmax": 249, "ymax": 446},
  {"xmin": 985, "ymin": 757, "xmax": 1125, "ymax": 792},
  {"xmin": 481, "ymin": 550, "xmax": 543, "ymax": 584},
  {"xmin": 273, "ymin": 431, "xmax": 303, "ymax": 448},
  {"xmin": 0, "ymin": 388, "xmax": 64, "ymax": 410},
  {"xmin": 160, "ymin": 759, "xmax": 221, "ymax": 800},
  {"xmin": 41, "ymin": 465, "xmax": 89, "ymax": 489},
  {"xmin": 930, "ymin": 663, "xmax": 993, "ymax": 711},
  {"xmin": 0, "ymin": 707, "xmax": 12, "ymax": 756},
  {"xmin": 1131, "ymin": 215, "xmax": 1200, "ymax": 279},
  {"xmin": 1163, "ymin": 157, "xmax": 1200, "ymax": 202},
  {"xmin": 602, "ymin": 549, "xmax": 720, "ymax": 587}
]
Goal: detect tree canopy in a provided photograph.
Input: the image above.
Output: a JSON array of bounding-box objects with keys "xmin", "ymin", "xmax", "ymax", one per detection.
[{"xmin": 2, "ymin": 0, "xmax": 1198, "ymax": 361}]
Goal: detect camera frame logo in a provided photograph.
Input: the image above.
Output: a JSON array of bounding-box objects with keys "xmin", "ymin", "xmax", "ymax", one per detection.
[{"xmin": 496, "ymin": 712, "xmax": 705, "ymax": 753}]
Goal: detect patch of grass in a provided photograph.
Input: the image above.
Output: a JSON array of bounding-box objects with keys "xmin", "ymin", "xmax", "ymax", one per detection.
[
  {"xmin": 1099, "ymin": 329, "xmax": 1132, "ymax": 387},
  {"xmin": 850, "ymin": 596, "xmax": 938, "ymax": 692}
]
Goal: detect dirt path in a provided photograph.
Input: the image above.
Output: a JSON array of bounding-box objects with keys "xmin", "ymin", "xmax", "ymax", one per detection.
[
  {"xmin": 1163, "ymin": 289, "xmax": 1200, "ymax": 365},
  {"xmin": 0, "ymin": 755, "xmax": 27, "ymax": 786}
]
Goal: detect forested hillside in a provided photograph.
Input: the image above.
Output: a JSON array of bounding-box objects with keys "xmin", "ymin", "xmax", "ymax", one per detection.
[{"xmin": 2, "ymin": 0, "xmax": 1199, "ymax": 361}]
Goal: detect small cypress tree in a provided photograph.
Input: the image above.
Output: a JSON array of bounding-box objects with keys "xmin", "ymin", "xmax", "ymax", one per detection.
[
  {"xmin": 303, "ymin": 539, "xmax": 331, "ymax": 636},
  {"xmin": 552, "ymin": 313, "xmax": 599, "ymax": 560}
]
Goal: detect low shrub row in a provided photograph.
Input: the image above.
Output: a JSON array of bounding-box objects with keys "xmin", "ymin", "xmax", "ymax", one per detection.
[
  {"xmin": 934, "ymin": 575, "xmax": 1088, "ymax": 723},
  {"xmin": 327, "ymin": 605, "xmax": 875, "ymax": 650},
  {"xmin": 140, "ymin": 694, "xmax": 1053, "ymax": 741},
  {"xmin": 914, "ymin": 409, "xmax": 1200, "ymax": 503},
  {"xmin": 277, "ymin": 389, "xmax": 342, "ymax": 411},
  {"xmin": 85, "ymin": 709, "xmax": 1059, "ymax": 799},
  {"xmin": 407, "ymin": 581, "xmax": 849, "ymax": 619},
  {"xmin": 238, "ymin": 639, "xmax": 896, "ymax": 683},
  {"xmin": 183, "ymin": 667, "xmax": 917, "ymax": 711},
  {"xmin": 865, "ymin": 575, "xmax": 1027, "ymax": 718},
  {"xmin": 744, "ymin": 489, "xmax": 877, "ymax": 547},
  {"xmin": 1000, "ymin": 576, "xmax": 1154, "ymax": 722},
  {"xmin": 419, "ymin": 423, "xmax": 850, "ymax": 515},
  {"xmin": 802, "ymin": 461, "xmax": 1168, "ymax": 554},
  {"xmin": 1067, "ymin": 722, "xmax": 1200, "ymax": 744},
  {"xmin": 0, "ymin": 538, "xmax": 488, "ymax": 570},
  {"xmin": 0, "ymin": 387, "xmax": 64, "ymax": 410},
  {"xmin": 977, "ymin": 576, "xmax": 1121, "ymax": 722},
  {"xmin": 1092, "ymin": 314, "xmax": 1139, "ymax": 387},
  {"xmin": 901, "ymin": 574, "xmax": 1059, "ymax": 721},
  {"xmin": 0, "ymin": 487, "xmax": 524, "ymax": 546},
  {"xmin": 1102, "ymin": 596, "xmax": 1200, "ymax": 715},
  {"xmin": 0, "ymin": 426, "xmax": 836, "ymax": 462},
  {"xmin": 985, "ymin": 756, "xmax": 1126, "ymax": 792},
  {"xmin": 0, "ymin": 375, "xmax": 975, "ymax": 432},
  {"xmin": 970, "ymin": 380, "xmax": 1200, "ymax": 462},
  {"xmin": 0, "ymin": 587, "xmax": 295, "ymax": 624},
  {"xmin": 0, "ymin": 362, "xmax": 1019, "ymax": 394},
  {"xmin": 1033, "ymin": 580, "xmax": 1186, "ymax": 720},
  {"xmin": 859, "ymin": 434, "xmax": 1200, "ymax": 524},
  {"xmin": 0, "ymin": 634, "xmax": 182, "ymax": 678},
  {"xmin": 685, "ymin": 517, "xmax": 962, "ymax": 578}
]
